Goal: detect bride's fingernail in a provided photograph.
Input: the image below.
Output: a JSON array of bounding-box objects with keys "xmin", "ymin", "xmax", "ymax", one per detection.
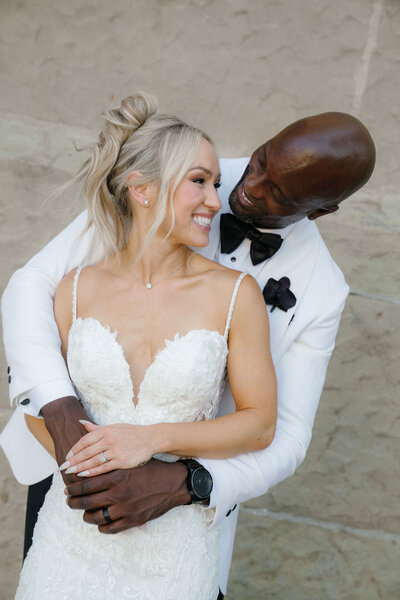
[
  {"xmin": 65, "ymin": 466, "xmax": 77, "ymax": 474},
  {"xmin": 79, "ymin": 419, "xmax": 91, "ymax": 425},
  {"xmin": 64, "ymin": 488, "xmax": 68, "ymax": 495},
  {"xmin": 77, "ymin": 470, "xmax": 90, "ymax": 477},
  {"xmin": 65, "ymin": 450, "xmax": 74, "ymax": 460},
  {"xmin": 59, "ymin": 460, "xmax": 70, "ymax": 471}
]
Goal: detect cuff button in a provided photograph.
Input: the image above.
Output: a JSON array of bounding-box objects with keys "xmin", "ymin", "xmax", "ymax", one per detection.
[
  {"xmin": 7, "ymin": 366, "xmax": 10, "ymax": 374},
  {"xmin": 20, "ymin": 398, "xmax": 30, "ymax": 405},
  {"xmin": 8, "ymin": 375, "xmax": 11, "ymax": 384}
]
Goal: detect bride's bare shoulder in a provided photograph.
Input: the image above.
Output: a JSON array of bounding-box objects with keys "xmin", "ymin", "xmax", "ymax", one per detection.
[
  {"xmin": 191, "ymin": 253, "xmax": 254, "ymax": 300},
  {"xmin": 54, "ymin": 262, "xmax": 107, "ymax": 318},
  {"xmin": 191, "ymin": 254, "xmax": 265, "ymax": 313},
  {"xmin": 56, "ymin": 259, "xmax": 114, "ymax": 298},
  {"xmin": 192, "ymin": 253, "xmax": 241, "ymax": 279},
  {"xmin": 191, "ymin": 253, "xmax": 232, "ymax": 276}
]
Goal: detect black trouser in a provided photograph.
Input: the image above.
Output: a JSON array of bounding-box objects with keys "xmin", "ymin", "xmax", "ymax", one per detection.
[
  {"xmin": 23, "ymin": 476, "xmax": 225, "ymax": 598},
  {"xmin": 23, "ymin": 475, "xmax": 53, "ymax": 560}
]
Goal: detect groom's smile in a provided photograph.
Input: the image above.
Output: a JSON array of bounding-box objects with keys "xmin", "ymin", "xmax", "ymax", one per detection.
[
  {"xmin": 228, "ymin": 130, "xmax": 327, "ymax": 231},
  {"xmin": 228, "ymin": 143, "xmax": 305, "ymax": 231}
]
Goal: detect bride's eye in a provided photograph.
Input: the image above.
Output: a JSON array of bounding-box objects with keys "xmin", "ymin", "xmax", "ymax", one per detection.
[
  {"xmin": 214, "ymin": 182, "xmax": 221, "ymax": 189},
  {"xmin": 193, "ymin": 178, "xmax": 205, "ymax": 185}
]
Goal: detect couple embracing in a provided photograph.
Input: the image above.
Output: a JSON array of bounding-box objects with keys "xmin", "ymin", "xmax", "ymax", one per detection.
[{"xmin": 1, "ymin": 92, "xmax": 374, "ymax": 599}]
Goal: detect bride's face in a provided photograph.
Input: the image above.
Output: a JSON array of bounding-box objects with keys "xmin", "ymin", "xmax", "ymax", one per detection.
[{"xmin": 161, "ymin": 138, "xmax": 222, "ymax": 248}]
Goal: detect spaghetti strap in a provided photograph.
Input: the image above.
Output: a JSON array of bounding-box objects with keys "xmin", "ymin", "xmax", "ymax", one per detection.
[
  {"xmin": 224, "ymin": 272, "xmax": 247, "ymax": 340},
  {"xmin": 72, "ymin": 266, "xmax": 83, "ymax": 322}
]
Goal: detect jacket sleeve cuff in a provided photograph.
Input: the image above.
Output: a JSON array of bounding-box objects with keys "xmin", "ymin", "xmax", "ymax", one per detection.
[
  {"xmin": 15, "ymin": 379, "xmax": 78, "ymax": 416},
  {"xmin": 196, "ymin": 457, "xmax": 227, "ymax": 527}
]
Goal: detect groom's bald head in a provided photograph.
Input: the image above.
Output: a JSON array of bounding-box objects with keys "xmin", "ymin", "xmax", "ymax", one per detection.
[{"xmin": 229, "ymin": 112, "xmax": 376, "ymax": 229}]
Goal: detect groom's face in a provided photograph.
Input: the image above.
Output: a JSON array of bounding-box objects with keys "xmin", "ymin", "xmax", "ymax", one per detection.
[{"xmin": 228, "ymin": 125, "xmax": 334, "ymax": 229}]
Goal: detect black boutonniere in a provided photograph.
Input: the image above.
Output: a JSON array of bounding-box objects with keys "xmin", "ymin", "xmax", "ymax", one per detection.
[{"xmin": 263, "ymin": 277, "xmax": 297, "ymax": 312}]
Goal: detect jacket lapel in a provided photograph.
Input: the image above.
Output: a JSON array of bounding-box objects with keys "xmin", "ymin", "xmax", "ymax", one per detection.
[{"xmin": 255, "ymin": 219, "xmax": 320, "ymax": 359}]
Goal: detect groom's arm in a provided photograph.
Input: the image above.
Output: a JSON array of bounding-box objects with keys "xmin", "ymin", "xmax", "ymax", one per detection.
[
  {"xmin": 1, "ymin": 210, "xmax": 102, "ymax": 413},
  {"xmin": 1, "ymin": 211, "xmax": 104, "ymax": 478}
]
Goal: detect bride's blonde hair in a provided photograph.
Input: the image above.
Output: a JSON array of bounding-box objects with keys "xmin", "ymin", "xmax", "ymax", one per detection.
[{"xmin": 71, "ymin": 92, "xmax": 214, "ymax": 255}]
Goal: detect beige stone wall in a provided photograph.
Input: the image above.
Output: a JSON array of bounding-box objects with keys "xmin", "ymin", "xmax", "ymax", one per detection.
[{"xmin": 0, "ymin": 1, "xmax": 399, "ymax": 598}]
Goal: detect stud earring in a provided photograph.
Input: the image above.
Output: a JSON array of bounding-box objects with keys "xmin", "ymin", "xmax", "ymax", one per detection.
[{"xmin": 143, "ymin": 200, "xmax": 149, "ymax": 206}]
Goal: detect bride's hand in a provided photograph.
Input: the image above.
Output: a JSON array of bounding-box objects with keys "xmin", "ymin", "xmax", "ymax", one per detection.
[{"xmin": 59, "ymin": 421, "xmax": 159, "ymax": 477}]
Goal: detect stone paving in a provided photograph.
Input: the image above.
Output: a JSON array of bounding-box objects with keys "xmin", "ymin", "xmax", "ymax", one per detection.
[{"xmin": 0, "ymin": 1, "xmax": 399, "ymax": 598}]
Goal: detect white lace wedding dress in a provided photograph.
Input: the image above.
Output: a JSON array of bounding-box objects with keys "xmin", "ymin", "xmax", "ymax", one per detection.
[{"xmin": 15, "ymin": 268, "xmax": 246, "ymax": 600}]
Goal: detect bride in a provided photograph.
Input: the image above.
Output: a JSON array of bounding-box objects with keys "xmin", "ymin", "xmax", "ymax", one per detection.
[{"xmin": 16, "ymin": 92, "xmax": 277, "ymax": 599}]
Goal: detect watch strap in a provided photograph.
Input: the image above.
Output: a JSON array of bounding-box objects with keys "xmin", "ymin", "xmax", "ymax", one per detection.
[{"xmin": 179, "ymin": 459, "xmax": 213, "ymax": 504}]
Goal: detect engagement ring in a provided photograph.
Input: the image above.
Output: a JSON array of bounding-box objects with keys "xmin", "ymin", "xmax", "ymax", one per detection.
[{"xmin": 99, "ymin": 451, "xmax": 108, "ymax": 464}]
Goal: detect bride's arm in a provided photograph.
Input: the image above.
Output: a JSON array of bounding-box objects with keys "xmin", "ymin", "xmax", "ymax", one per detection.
[
  {"xmin": 61, "ymin": 276, "xmax": 277, "ymax": 476},
  {"xmin": 156, "ymin": 275, "xmax": 277, "ymax": 458}
]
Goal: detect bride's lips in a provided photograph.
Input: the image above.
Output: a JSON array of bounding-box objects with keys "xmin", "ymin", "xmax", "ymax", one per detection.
[{"xmin": 191, "ymin": 213, "xmax": 213, "ymax": 231}]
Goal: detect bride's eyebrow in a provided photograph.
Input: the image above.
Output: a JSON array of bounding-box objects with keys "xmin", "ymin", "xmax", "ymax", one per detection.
[{"xmin": 187, "ymin": 166, "xmax": 221, "ymax": 179}]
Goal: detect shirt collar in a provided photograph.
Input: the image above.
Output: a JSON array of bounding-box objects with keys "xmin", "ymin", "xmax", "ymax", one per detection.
[{"xmin": 254, "ymin": 221, "xmax": 298, "ymax": 240}]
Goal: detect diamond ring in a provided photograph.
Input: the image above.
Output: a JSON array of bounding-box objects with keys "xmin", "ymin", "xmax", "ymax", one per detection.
[{"xmin": 99, "ymin": 451, "xmax": 108, "ymax": 464}]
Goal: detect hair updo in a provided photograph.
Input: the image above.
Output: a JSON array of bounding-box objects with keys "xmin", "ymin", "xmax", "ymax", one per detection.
[{"xmin": 73, "ymin": 92, "xmax": 214, "ymax": 255}]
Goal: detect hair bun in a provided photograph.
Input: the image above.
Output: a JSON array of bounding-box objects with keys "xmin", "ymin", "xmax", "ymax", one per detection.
[{"xmin": 104, "ymin": 92, "xmax": 158, "ymax": 136}]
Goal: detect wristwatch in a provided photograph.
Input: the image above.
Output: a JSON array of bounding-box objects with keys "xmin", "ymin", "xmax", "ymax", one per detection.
[{"xmin": 179, "ymin": 459, "xmax": 213, "ymax": 504}]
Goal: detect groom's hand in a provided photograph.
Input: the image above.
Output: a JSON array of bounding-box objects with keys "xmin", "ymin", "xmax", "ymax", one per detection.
[
  {"xmin": 41, "ymin": 396, "xmax": 90, "ymax": 485},
  {"xmin": 65, "ymin": 459, "xmax": 191, "ymax": 533}
]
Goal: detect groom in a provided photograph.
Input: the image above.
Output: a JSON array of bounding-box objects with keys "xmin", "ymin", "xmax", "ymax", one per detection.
[{"xmin": 1, "ymin": 112, "xmax": 375, "ymax": 598}]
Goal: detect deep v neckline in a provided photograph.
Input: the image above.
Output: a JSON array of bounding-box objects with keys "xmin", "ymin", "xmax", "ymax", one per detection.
[{"xmin": 68, "ymin": 316, "xmax": 227, "ymax": 408}]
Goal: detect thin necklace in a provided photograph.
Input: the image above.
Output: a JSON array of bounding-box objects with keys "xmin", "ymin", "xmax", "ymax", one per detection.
[{"xmin": 129, "ymin": 263, "xmax": 185, "ymax": 289}]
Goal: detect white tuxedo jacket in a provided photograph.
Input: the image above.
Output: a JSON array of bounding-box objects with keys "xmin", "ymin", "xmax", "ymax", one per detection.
[{"xmin": 0, "ymin": 158, "xmax": 349, "ymax": 594}]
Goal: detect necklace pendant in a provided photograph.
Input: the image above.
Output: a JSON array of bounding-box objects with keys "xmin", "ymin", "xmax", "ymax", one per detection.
[{"xmin": 146, "ymin": 283, "xmax": 152, "ymax": 289}]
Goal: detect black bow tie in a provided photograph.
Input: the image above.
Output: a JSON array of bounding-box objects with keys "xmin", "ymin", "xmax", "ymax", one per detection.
[{"xmin": 220, "ymin": 213, "xmax": 283, "ymax": 265}]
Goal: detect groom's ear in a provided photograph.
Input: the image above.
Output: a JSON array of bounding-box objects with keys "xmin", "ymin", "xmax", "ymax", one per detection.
[
  {"xmin": 308, "ymin": 204, "xmax": 339, "ymax": 221},
  {"xmin": 127, "ymin": 171, "xmax": 155, "ymax": 208}
]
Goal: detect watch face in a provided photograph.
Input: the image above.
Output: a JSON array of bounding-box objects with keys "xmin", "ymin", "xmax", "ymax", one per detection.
[{"xmin": 192, "ymin": 468, "xmax": 213, "ymax": 499}]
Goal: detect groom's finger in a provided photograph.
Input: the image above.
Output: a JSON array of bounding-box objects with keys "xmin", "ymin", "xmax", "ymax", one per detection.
[
  {"xmin": 82, "ymin": 508, "xmax": 117, "ymax": 526},
  {"xmin": 66, "ymin": 490, "xmax": 114, "ymax": 511},
  {"xmin": 98, "ymin": 517, "xmax": 130, "ymax": 535},
  {"xmin": 66, "ymin": 471, "xmax": 117, "ymax": 496}
]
